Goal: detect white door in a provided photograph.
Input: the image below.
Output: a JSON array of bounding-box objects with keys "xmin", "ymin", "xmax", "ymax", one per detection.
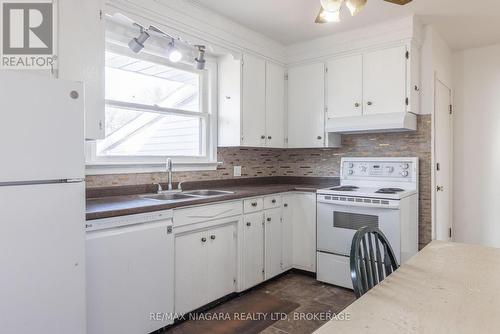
[
  {"xmin": 281, "ymin": 197, "xmax": 293, "ymax": 271},
  {"xmin": 327, "ymin": 55, "xmax": 363, "ymax": 118},
  {"xmin": 363, "ymin": 46, "xmax": 407, "ymax": 115},
  {"xmin": 0, "ymin": 182, "xmax": 85, "ymax": 334},
  {"xmin": 0, "ymin": 72, "xmax": 84, "ymax": 182},
  {"xmin": 292, "ymin": 193, "xmax": 317, "ymax": 272},
  {"xmin": 242, "ymin": 212, "xmax": 265, "ymax": 289},
  {"xmin": 264, "ymin": 208, "xmax": 283, "ymax": 279},
  {"xmin": 287, "ymin": 63, "xmax": 325, "ymax": 148},
  {"xmin": 86, "ymin": 220, "xmax": 174, "ymax": 334},
  {"xmin": 58, "ymin": 0, "xmax": 105, "ymax": 140},
  {"xmin": 265, "ymin": 62, "xmax": 285, "ymax": 148},
  {"xmin": 206, "ymin": 223, "xmax": 237, "ymax": 302},
  {"xmin": 175, "ymin": 230, "xmax": 208, "ymax": 314},
  {"xmin": 242, "ymin": 54, "xmax": 266, "ymax": 147},
  {"xmin": 435, "ymin": 80, "xmax": 453, "ymax": 241}
]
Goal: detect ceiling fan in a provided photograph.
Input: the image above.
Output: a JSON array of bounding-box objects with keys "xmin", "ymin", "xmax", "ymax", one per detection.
[{"xmin": 315, "ymin": 0, "xmax": 412, "ymax": 23}]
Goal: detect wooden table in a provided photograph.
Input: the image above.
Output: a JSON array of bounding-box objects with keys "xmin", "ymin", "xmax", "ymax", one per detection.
[{"xmin": 314, "ymin": 241, "xmax": 500, "ymax": 334}]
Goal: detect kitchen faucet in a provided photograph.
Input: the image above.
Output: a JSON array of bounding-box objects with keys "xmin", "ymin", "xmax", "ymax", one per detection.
[
  {"xmin": 166, "ymin": 158, "xmax": 173, "ymax": 191},
  {"xmin": 155, "ymin": 158, "xmax": 184, "ymax": 194}
]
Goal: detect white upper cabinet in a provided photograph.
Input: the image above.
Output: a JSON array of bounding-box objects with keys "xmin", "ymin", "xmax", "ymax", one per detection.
[
  {"xmin": 242, "ymin": 54, "xmax": 267, "ymax": 147},
  {"xmin": 327, "ymin": 55, "xmax": 363, "ymax": 118},
  {"xmin": 218, "ymin": 54, "xmax": 286, "ymax": 148},
  {"xmin": 265, "ymin": 62, "xmax": 286, "ymax": 148},
  {"xmin": 287, "ymin": 63, "xmax": 326, "ymax": 148},
  {"xmin": 363, "ymin": 46, "xmax": 407, "ymax": 115},
  {"xmin": 58, "ymin": 0, "xmax": 105, "ymax": 140}
]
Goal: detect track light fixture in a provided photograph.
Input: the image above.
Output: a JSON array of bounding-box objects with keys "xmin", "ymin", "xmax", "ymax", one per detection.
[
  {"xmin": 125, "ymin": 19, "xmax": 206, "ymax": 69},
  {"xmin": 128, "ymin": 28, "xmax": 150, "ymax": 53},
  {"xmin": 194, "ymin": 45, "xmax": 206, "ymax": 70}
]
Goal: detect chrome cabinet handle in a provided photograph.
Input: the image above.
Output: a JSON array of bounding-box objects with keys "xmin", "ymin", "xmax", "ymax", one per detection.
[
  {"xmin": 210, "ymin": 235, "xmax": 216, "ymax": 240},
  {"xmin": 201, "ymin": 237, "xmax": 207, "ymax": 242}
]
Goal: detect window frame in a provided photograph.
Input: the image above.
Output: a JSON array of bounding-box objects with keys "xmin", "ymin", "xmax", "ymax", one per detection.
[{"xmin": 86, "ymin": 43, "xmax": 218, "ymax": 175}]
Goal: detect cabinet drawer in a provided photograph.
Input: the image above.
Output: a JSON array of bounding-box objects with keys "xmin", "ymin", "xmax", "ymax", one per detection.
[
  {"xmin": 264, "ymin": 195, "xmax": 282, "ymax": 209},
  {"xmin": 243, "ymin": 198, "xmax": 263, "ymax": 213},
  {"xmin": 174, "ymin": 201, "xmax": 242, "ymax": 228}
]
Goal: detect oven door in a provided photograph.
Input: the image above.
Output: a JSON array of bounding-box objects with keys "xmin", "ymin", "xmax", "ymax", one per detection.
[{"xmin": 317, "ymin": 201, "xmax": 401, "ymax": 261}]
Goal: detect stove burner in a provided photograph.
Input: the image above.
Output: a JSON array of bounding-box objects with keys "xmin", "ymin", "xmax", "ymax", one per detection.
[
  {"xmin": 376, "ymin": 188, "xmax": 405, "ymax": 194},
  {"xmin": 330, "ymin": 186, "xmax": 359, "ymax": 192}
]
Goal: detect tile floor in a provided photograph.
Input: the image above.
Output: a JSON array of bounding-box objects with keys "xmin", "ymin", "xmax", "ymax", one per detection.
[{"xmin": 165, "ymin": 272, "xmax": 356, "ymax": 334}]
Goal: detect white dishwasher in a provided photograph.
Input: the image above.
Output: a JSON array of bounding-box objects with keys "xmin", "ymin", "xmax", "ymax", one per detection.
[{"xmin": 86, "ymin": 210, "xmax": 174, "ymax": 334}]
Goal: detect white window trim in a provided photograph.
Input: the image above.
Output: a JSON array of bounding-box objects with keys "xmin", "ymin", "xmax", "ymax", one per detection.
[{"xmin": 86, "ymin": 44, "xmax": 219, "ymax": 175}]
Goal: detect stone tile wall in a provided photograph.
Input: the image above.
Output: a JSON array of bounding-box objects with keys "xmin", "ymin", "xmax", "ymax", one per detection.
[{"xmin": 86, "ymin": 115, "xmax": 432, "ymax": 246}]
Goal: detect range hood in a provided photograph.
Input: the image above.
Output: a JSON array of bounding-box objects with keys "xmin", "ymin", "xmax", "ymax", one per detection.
[{"xmin": 326, "ymin": 112, "xmax": 417, "ymax": 134}]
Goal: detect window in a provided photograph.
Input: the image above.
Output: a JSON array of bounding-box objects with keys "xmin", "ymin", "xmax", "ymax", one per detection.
[{"xmin": 86, "ymin": 47, "xmax": 217, "ymax": 173}]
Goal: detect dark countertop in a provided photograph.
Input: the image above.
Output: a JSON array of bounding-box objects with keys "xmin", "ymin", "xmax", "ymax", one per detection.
[{"xmin": 86, "ymin": 177, "xmax": 339, "ymax": 221}]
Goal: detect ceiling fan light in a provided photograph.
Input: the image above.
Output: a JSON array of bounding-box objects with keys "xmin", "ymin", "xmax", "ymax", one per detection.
[
  {"xmin": 320, "ymin": 0, "xmax": 343, "ymax": 12},
  {"xmin": 346, "ymin": 0, "xmax": 367, "ymax": 16}
]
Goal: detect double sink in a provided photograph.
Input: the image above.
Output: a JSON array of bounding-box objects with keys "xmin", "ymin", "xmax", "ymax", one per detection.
[{"xmin": 141, "ymin": 190, "xmax": 234, "ymax": 203}]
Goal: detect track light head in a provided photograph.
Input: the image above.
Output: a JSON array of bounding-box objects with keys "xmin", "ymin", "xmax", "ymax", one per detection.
[
  {"xmin": 194, "ymin": 45, "xmax": 206, "ymax": 70},
  {"xmin": 128, "ymin": 30, "xmax": 150, "ymax": 53},
  {"xmin": 167, "ymin": 39, "xmax": 183, "ymax": 63}
]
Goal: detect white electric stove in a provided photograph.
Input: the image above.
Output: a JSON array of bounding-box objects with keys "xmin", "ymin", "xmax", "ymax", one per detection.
[{"xmin": 316, "ymin": 157, "xmax": 419, "ymax": 289}]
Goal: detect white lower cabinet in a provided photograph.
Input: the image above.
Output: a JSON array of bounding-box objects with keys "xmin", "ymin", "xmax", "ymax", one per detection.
[
  {"xmin": 264, "ymin": 208, "xmax": 283, "ymax": 280},
  {"xmin": 242, "ymin": 212, "xmax": 265, "ymax": 289},
  {"xmin": 175, "ymin": 222, "xmax": 237, "ymax": 315}
]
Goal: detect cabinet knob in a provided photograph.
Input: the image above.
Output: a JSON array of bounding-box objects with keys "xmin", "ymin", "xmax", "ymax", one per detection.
[
  {"xmin": 261, "ymin": 135, "xmax": 266, "ymax": 139},
  {"xmin": 367, "ymin": 101, "xmax": 373, "ymax": 106},
  {"xmin": 225, "ymin": 96, "xmax": 231, "ymax": 100},
  {"xmin": 284, "ymin": 203, "xmax": 288, "ymax": 207},
  {"xmin": 251, "ymin": 202, "xmax": 258, "ymax": 207},
  {"xmin": 317, "ymin": 136, "xmax": 322, "ymax": 140},
  {"xmin": 70, "ymin": 90, "xmax": 79, "ymax": 99},
  {"xmin": 246, "ymin": 222, "xmax": 251, "ymax": 226},
  {"xmin": 210, "ymin": 235, "xmax": 216, "ymax": 240},
  {"xmin": 201, "ymin": 237, "xmax": 207, "ymax": 242},
  {"xmin": 354, "ymin": 102, "xmax": 360, "ymax": 108},
  {"xmin": 271, "ymin": 199, "xmax": 276, "ymax": 204},
  {"xmin": 268, "ymin": 136, "xmax": 272, "ymax": 140},
  {"xmin": 267, "ymin": 217, "xmax": 272, "ymax": 222}
]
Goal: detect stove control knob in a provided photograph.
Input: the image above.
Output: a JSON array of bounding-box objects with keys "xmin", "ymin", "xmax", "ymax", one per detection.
[
  {"xmin": 386, "ymin": 166, "xmax": 395, "ymax": 173},
  {"xmin": 401, "ymin": 163, "xmax": 409, "ymax": 169},
  {"xmin": 401, "ymin": 171, "xmax": 409, "ymax": 177},
  {"xmin": 360, "ymin": 166, "xmax": 368, "ymax": 172},
  {"xmin": 348, "ymin": 162, "xmax": 354, "ymax": 168},
  {"xmin": 348, "ymin": 170, "xmax": 354, "ymax": 175}
]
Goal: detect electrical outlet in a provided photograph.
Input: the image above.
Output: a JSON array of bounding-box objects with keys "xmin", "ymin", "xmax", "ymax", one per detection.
[{"xmin": 233, "ymin": 166, "xmax": 242, "ymax": 177}]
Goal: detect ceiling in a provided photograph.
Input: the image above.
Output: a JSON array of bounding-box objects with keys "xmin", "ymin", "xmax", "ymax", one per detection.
[{"xmin": 191, "ymin": 0, "xmax": 500, "ymax": 50}]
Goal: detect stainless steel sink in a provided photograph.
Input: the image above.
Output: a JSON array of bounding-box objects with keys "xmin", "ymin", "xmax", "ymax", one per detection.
[
  {"xmin": 141, "ymin": 193, "xmax": 197, "ymax": 201},
  {"xmin": 183, "ymin": 190, "xmax": 234, "ymax": 197}
]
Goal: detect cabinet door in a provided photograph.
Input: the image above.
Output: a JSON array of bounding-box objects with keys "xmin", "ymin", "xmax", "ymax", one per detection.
[
  {"xmin": 264, "ymin": 208, "xmax": 283, "ymax": 280},
  {"xmin": 281, "ymin": 197, "xmax": 294, "ymax": 271},
  {"xmin": 265, "ymin": 62, "xmax": 285, "ymax": 148},
  {"xmin": 175, "ymin": 230, "xmax": 208, "ymax": 314},
  {"xmin": 242, "ymin": 212, "xmax": 265, "ymax": 289},
  {"xmin": 287, "ymin": 63, "xmax": 325, "ymax": 148},
  {"xmin": 218, "ymin": 54, "xmax": 242, "ymax": 146},
  {"xmin": 242, "ymin": 54, "xmax": 266, "ymax": 147},
  {"xmin": 327, "ymin": 55, "xmax": 363, "ymax": 118},
  {"xmin": 206, "ymin": 223, "xmax": 237, "ymax": 302},
  {"xmin": 58, "ymin": 0, "xmax": 105, "ymax": 140},
  {"xmin": 292, "ymin": 193, "xmax": 317, "ymax": 272},
  {"xmin": 363, "ymin": 46, "xmax": 407, "ymax": 115}
]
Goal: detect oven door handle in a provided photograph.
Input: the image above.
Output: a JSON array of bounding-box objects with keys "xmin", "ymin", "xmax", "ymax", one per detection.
[{"xmin": 317, "ymin": 199, "xmax": 400, "ymax": 210}]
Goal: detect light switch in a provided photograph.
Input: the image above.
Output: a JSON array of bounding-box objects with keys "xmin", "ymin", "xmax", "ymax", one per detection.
[{"xmin": 233, "ymin": 166, "xmax": 242, "ymax": 177}]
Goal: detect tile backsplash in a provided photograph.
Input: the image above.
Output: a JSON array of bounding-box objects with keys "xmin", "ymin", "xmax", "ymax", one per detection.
[{"xmin": 86, "ymin": 115, "xmax": 431, "ymax": 246}]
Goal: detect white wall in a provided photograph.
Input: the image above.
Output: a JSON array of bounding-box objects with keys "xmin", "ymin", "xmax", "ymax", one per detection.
[{"xmin": 453, "ymin": 44, "xmax": 500, "ymax": 247}]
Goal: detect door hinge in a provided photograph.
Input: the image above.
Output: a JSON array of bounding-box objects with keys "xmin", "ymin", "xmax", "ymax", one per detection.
[
  {"xmin": 325, "ymin": 106, "xmax": 328, "ymax": 113},
  {"xmin": 405, "ymin": 97, "xmax": 409, "ymax": 106},
  {"xmin": 241, "ymin": 59, "xmax": 244, "ymax": 66},
  {"xmin": 405, "ymin": 51, "xmax": 409, "ymax": 59},
  {"xmin": 436, "ymin": 162, "xmax": 441, "ymax": 171},
  {"xmin": 449, "ymin": 227, "xmax": 452, "ymax": 238},
  {"xmin": 325, "ymin": 67, "xmax": 328, "ymax": 73},
  {"xmin": 284, "ymin": 73, "xmax": 288, "ymax": 80},
  {"xmin": 449, "ymin": 105, "xmax": 453, "ymax": 114},
  {"xmin": 99, "ymin": 10, "xmax": 103, "ymax": 20},
  {"xmin": 233, "ymin": 278, "xmax": 237, "ymax": 285}
]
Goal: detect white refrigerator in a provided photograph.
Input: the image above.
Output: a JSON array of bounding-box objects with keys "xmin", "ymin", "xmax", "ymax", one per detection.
[{"xmin": 0, "ymin": 72, "xmax": 86, "ymax": 334}]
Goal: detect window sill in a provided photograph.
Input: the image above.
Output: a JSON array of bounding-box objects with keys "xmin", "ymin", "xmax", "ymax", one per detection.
[{"xmin": 85, "ymin": 161, "xmax": 221, "ymax": 175}]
